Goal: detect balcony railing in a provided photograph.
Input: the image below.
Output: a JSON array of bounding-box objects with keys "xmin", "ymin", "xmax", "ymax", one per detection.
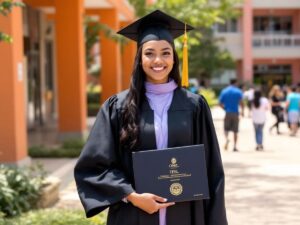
[{"xmin": 253, "ymin": 35, "xmax": 300, "ymax": 48}]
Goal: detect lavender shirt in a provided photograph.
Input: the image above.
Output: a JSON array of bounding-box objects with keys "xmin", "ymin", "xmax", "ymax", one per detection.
[{"xmin": 145, "ymin": 79, "xmax": 178, "ymax": 225}]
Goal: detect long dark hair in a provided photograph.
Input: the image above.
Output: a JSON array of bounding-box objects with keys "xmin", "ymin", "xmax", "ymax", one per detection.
[
  {"xmin": 120, "ymin": 42, "xmax": 181, "ymax": 150},
  {"xmin": 253, "ymin": 89, "xmax": 262, "ymax": 108}
]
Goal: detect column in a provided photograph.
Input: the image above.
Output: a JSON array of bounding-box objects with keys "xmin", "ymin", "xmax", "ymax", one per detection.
[
  {"xmin": 99, "ymin": 9, "xmax": 121, "ymax": 102},
  {"xmin": 292, "ymin": 60, "xmax": 300, "ymax": 84},
  {"xmin": 0, "ymin": 7, "xmax": 28, "ymax": 164},
  {"xmin": 242, "ymin": 0, "xmax": 253, "ymax": 82},
  {"xmin": 121, "ymin": 21, "xmax": 136, "ymax": 90},
  {"xmin": 55, "ymin": 0, "xmax": 87, "ymax": 140},
  {"xmin": 292, "ymin": 11, "xmax": 300, "ymax": 34},
  {"xmin": 236, "ymin": 60, "xmax": 243, "ymax": 81}
]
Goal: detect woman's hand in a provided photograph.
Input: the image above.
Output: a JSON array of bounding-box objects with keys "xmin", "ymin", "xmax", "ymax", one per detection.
[{"xmin": 127, "ymin": 192, "xmax": 175, "ymax": 214}]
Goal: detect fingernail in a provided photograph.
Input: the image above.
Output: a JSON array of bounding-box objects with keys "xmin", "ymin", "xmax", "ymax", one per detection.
[{"xmin": 164, "ymin": 198, "xmax": 167, "ymax": 202}]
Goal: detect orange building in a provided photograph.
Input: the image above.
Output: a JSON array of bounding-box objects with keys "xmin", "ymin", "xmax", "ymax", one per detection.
[
  {"xmin": 0, "ymin": 0, "xmax": 136, "ymax": 165},
  {"xmin": 213, "ymin": 0, "xmax": 300, "ymax": 87}
]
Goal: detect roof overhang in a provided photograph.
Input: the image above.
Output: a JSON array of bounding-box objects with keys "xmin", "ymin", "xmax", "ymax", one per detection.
[{"xmin": 24, "ymin": 0, "xmax": 134, "ymax": 22}]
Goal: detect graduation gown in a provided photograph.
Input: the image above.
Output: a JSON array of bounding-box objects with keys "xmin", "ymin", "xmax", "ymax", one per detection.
[{"xmin": 74, "ymin": 87, "xmax": 228, "ymax": 225}]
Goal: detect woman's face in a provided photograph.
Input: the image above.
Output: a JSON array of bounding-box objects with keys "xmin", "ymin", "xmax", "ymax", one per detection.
[{"xmin": 141, "ymin": 40, "xmax": 174, "ymax": 84}]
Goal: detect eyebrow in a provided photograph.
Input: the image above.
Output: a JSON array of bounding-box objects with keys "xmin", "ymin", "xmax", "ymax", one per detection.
[{"xmin": 144, "ymin": 47, "xmax": 172, "ymax": 51}]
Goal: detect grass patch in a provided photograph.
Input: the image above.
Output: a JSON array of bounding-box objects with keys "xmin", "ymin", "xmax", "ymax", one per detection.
[
  {"xmin": 0, "ymin": 209, "xmax": 107, "ymax": 225},
  {"xmin": 29, "ymin": 139, "xmax": 85, "ymax": 158}
]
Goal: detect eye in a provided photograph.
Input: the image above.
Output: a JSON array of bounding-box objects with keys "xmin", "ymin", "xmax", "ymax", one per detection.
[
  {"xmin": 144, "ymin": 52, "xmax": 153, "ymax": 56},
  {"xmin": 162, "ymin": 51, "xmax": 171, "ymax": 56}
]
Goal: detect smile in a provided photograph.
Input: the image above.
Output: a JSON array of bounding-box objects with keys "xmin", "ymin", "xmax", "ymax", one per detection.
[{"xmin": 151, "ymin": 66, "xmax": 166, "ymax": 72}]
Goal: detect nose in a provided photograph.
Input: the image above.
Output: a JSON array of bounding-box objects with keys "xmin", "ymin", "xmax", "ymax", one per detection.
[{"xmin": 154, "ymin": 55, "xmax": 163, "ymax": 63}]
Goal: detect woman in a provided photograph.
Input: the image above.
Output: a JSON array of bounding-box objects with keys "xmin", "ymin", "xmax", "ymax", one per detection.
[
  {"xmin": 74, "ymin": 10, "xmax": 227, "ymax": 225},
  {"xmin": 251, "ymin": 89, "xmax": 269, "ymax": 150},
  {"xmin": 269, "ymin": 85, "xmax": 284, "ymax": 134},
  {"xmin": 286, "ymin": 85, "xmax": 300, "ymax": 136}
]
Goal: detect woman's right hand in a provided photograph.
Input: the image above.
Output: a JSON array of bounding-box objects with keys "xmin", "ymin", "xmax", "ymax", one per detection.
[{"xmin": 126, "ymin": 192, "xmax": 175, "ymax": 214}]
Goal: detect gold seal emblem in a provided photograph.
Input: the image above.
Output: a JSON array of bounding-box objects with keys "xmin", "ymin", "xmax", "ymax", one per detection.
[
  {"xmin": 171, "ymin": 157, "xmax": 177, "ymax": 165},
  {"xmin": 170, "ymin": 183, "xmax": 183, "ymax": 196}
]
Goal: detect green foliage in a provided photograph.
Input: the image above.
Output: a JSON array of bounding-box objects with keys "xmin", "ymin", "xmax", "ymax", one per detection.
[
  {"xmin": 0, "ymin": 32, "xmax": 12, "ymax": 42},
  {"xmin": 86, "ymin": 83, "xmax": 101, "ymax": 115},
  {"xmin": 128, "ymin": 0, "xmax": 147, "ymax": 17},
  {"xmin": 85, "ymin": 17, "xmax": 127, "ymax": 74},
  {"xmin": 87, "ymin": 92, "xmax": 100, "ymax": 104},
  {"xmin": 62, "ymin": 139, "xmax": 85, "ymax": 150},
  {"xmin": 128, "ymin": 0, "xmax": 240, "ymax": 79},
  {"xmin": 199, "ymin": 88, "xmax": 219, "ymax": 107},
  {"xmin": 29, "ymin": 139, "xmax": 85, "ymax": 158},
  {"xmin": 189, "ymin": 28, "xmax": 235, "ymax": 79},
  {"xmin": 0, "ymin": 209, "xmax": 107, "ymax": 225},
  {"xmin": 87, "ymin": 84, "xmax": 101, "ymax": 104},
  {"xmin": 0, "ymin": 0, "xmax": 24, "ymax": 16},
  {"xmin": 0, "ymin": 164, "xmax": 45, "ymax": 217},
  {"xmin": 0, "ymin": 0, "xmax": 25, "ymax": 43},
  {"xmin": 148, "ymin": 0, "xmax": 241, "ymax": 30}
]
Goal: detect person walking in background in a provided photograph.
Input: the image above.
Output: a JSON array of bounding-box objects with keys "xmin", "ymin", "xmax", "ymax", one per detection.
[
  {"xmin": 286, "ymin": 85, "xmax": 300, "ymax": 136},
  {"xmin": 269, "ymin": 85, "xmax": 284, "ymax": 134},
  {"xmin": 244, "ymin": 84, "xmax": 255, "ymax": 117},
  {"xmin": 251, "ymin": 89, "xmax": 269, "ymax": 151},
  {"xmin": 238, "ymin": 84, "xmax": 245, "ymax": 117},
  {"xmin": 219, "ymin": 79, "xmax": 243, "ymax": 152}
]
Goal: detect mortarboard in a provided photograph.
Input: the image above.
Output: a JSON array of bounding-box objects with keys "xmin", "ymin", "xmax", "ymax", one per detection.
[
  {"xmin": 117, "ymin": 10, "xmax": 193, "ymax": 87},
  {"xmin": 117, "ymin": 10, "xmax": 193, "ymax": 46}
]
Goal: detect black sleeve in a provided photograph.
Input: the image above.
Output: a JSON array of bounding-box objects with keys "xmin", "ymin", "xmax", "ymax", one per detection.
[
  {"xmin": 198, "ymin": 96, "xmax": 228, "ymax": 225},
  {"xmin": 74, "ymin": 96, "xmax": 134, "ymax": 218}
]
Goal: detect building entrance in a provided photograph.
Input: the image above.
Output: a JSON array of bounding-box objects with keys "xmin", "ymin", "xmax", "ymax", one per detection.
[{"xmin": 253, "ymin": 64, "xmax": 292, "ymax": 94}]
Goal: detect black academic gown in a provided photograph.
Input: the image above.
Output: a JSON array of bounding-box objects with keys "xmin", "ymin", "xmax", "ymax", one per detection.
[{"xmin": 74, "ymin": 87, "xmax": 228, "ymax": 225}]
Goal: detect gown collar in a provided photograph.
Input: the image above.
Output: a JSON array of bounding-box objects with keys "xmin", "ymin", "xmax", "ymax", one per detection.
[{"xmin": 145, "ymin": 79, "xmax": 177, "ymax": 94}]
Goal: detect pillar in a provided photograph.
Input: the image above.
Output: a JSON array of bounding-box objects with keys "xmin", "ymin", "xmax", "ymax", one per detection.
[
  {"xmin": 292, "ymin": 11, "xmax": 300, "ymax": 34},
  {"xmin": 242, "ymin": 0, "xmax": 253, "ymax": 82},
  {"xmin": 120, "ymin": 21, "xmax": 136, "ymax": 90},
  {"xmin": 55, "ymin": 0, "xmax": 87, "ymax": 140},
  {"xmin": 0, "ymin": 7, "xmax": 29, "ymax": 164},
  {"xmin": 236, "ymin": 60, "xmax": 243, "ymax": 81},
  {"xmin": 99, "ymin": 9, "xmax": 121, "ymax": 102},
  {"xmin": 292, "ymin": 60, "xmax": 300, "ymax": 84}
]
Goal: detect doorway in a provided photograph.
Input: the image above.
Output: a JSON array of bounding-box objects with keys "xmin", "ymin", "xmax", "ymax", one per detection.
[{"xmin": 253, "ymin": 64, "xmax": 292, "ymax": 94}]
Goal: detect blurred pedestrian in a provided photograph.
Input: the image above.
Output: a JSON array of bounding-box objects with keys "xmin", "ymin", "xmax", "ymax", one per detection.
[
  {"xmin": 269, "ymin": 85, "xmax": 284, "ymax": 134},
  {"xmin": 244, "ymin": 84, "xmax": 254, "ymax": 117},
  {"xmin": 219, "ymin": 79, "xmax": 243, "ymax": 152},
  {"xmin": 286, "ymin": 85, "xmax": 300, "ymax": 136},
  {"xmin": 251, "ymin": 89, "xmax": 269, "ymax": 151}
]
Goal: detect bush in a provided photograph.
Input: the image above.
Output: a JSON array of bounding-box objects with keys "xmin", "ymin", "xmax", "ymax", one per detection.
[
  {"xmin": 87, "ymin": 84, "xmax": 101, "ymax": 104},
  {"xmin": 199, "ymin": 88, "xmax": 218, "ymax": 107},
  {"xmin": 0, "ymin": 164, "xmax": 45, "ymax": 217},
  {"xmin": 28, "ymin": 139, "xmax": 85, "ymax": 158},
  {"xmin": 87, "ymin": 93, "xmax": 101, "ymax": 105},
  {"xmin": 88, "ymin": 103, "xmax": 100, "ymax": 116},
  {"xmin": 29, "ymin": 146, "xmax": 81, "ymax": 158},
  {"xmin": 62, "ymin": 139, "xmax": 85, "ymax": 150},
  {"xmin": 1, "ymin": 209, "xmax": 107, "ymax": 225}
]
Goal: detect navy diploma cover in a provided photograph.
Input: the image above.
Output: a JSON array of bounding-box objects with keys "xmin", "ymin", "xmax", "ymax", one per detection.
[{"xmin": 132, "ymin": 144, "xmax": 210, "ymax": 202}]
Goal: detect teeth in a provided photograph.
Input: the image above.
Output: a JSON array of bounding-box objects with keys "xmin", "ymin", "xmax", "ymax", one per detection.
[{"xmin": 152, "ymin": 67, "xmax": 164, "ymax": 71}]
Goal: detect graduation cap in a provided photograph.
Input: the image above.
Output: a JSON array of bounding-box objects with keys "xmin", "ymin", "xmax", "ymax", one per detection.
[{"xmin": 117, "ymin": 10, "xmax": 194, "ymax": 87}]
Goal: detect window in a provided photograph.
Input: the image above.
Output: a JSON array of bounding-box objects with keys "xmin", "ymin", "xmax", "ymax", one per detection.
[
  {"xmin": 215, "ymin": 19, "xmax": 238, "ymax": 33},
  {"xmin": 254, "ymin": 16, "xmax": 292, "ymax": 34}
]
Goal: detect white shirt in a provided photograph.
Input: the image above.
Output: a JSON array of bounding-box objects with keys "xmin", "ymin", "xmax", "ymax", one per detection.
[
  {"xmin": 251, "ymin": 97, "xmax": 269, "ymax": 124},
  {"xmin": 244, "ymin": 88, "xmax": 254, "ymax": 101}
]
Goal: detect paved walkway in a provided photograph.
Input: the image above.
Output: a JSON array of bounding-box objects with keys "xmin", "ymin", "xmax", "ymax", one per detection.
[
  {"xmin": 35, "ymin": 107, "xmax": 300, "ymax": 224},
  {"xmin": 214, "ymin": 107, "xmax": 300, "ymax": 225}
]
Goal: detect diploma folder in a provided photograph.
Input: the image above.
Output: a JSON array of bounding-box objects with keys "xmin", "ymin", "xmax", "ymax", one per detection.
[{"xmin": 132, "ymin": 144, "xmax": 209, "ymax": 202}]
